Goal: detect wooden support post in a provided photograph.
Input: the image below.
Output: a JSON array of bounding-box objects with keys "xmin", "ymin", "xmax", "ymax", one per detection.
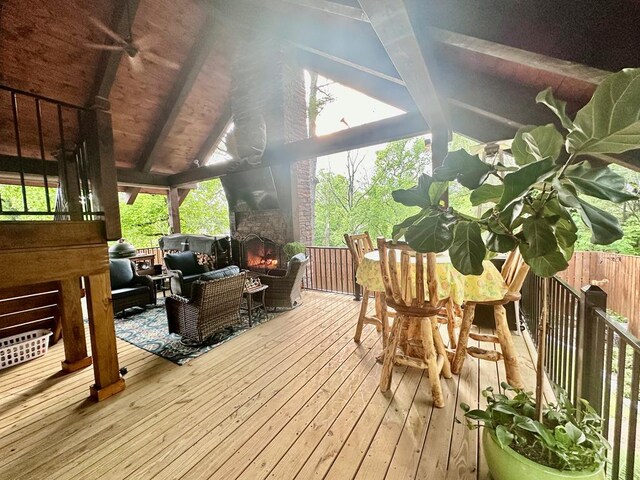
[
  {"xmin": 57, "ymin": 151, "xmax": 83, "ymax": 221},
  {"xmin": 577, "ymin": 285, "xmax": 607, "ymax": 415},
  {"xmin": 85, "ymin": 100, "xmax": 122, "ymax": 240},
  {"xmin": 85, "ymin": 272, "xmax": 125, "ymax": 401},
  {"xmin": 59, "ymin": 278, "xmax": 92, "ymax": 372},
  {"xmin": 431, "ymin": 129, "xmax": 449, "ymax": 206},
  {"xmin": 168, "ymin": 186, "xmax": 181, "ymax": 234}
]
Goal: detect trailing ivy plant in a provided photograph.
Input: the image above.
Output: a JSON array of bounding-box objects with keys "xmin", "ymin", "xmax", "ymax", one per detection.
[
  {"xmin": 461, "ymin": 384, "xmax": 609, "ymax": 472},
  {"xmin": 392, "ymin": 68, "xmax": 640, "ymax": 278}
]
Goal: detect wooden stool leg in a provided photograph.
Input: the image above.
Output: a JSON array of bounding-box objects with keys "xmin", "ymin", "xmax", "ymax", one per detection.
[
  {"xmin": 446, "ymin": 299, "xmax": 457, "ymax": 349},
  {"xmin": 380, "ymin": 314, "xmax": 403, "ymax": 393},
  {"xmin": 379, "ymin": 293, "xmax": 389, "ymax": 349},
  {"xmin": 430, "ymin": 316, "xmax": 452, "ymax": 379},
  {"xmin": 494, "ymin": 305, "xmax": 524, "ymax": 389},
  {"xmin": 374, "ymin": 292, "xmax": 383, "ymax": 332},
  {"xmin": 354, "ymin": 287, "xmax": 370, "ymax": 343},
  {"xmin": 452, "ymin": 303, "xmax": 476, "ymax": 375},
  {"xmin": 421, "ymin": 318, "xmax": 444, "ymax": 408}
]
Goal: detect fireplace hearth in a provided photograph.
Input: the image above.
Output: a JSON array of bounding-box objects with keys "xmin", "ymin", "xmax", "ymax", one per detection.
[{"xmin": 240, "ymin": 234, "xmax": 286, "ymax": 274}]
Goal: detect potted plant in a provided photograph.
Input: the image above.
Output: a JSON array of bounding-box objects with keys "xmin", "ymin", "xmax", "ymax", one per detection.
[
  {"xmin": 391, "ymin": 68, "xmax": 640, "ymax": 478},
  {"xmin": 283, "ymin": 242, "xmax": 306, "ymax": 260}
]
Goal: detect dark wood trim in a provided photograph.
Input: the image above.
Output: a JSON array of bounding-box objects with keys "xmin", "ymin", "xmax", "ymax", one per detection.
[
  {"xmin": 178, "ymin": 188, "xmax": 191, "ymax": 206},
  {"xmin": 90, "ymin": 0, "xmax": 142, "ymax": 101},
  {"xmin": 169, "ymin": 111, "xmax": 429, "ymax": 186},
  {"xmin": 358, "ymin": 0, "xmax": 448, "ymax": 132},
  {"xmin": 126, "ymin": 10, "xmax": 219, "ymax": 204}
]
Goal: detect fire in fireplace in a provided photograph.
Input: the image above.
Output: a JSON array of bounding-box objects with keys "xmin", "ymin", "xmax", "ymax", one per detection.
[{"xmin": 240, "ymin": 234, "xmax": 285, "ymax": 274}]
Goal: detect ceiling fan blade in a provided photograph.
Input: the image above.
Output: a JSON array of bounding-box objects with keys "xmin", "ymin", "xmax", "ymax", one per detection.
[
  {"xmin": 88, "ymin": 15, "xmax": 127, "ymax": 45},
  {"xmin": 143, "ymin": 51, "xmax": 180, "ymax": 70},
  {"xmin": 84, "ymin": 43, "xmax": 123, "ymax": 51},
  {"xmin": 128, "ymin": 54, "xmax": 144, "ymax": 73}
]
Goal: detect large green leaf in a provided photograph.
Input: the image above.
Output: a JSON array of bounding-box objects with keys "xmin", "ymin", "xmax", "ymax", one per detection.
[
  {"xmin": 391, "ymin": 173, "xmax": 432, "ymax": 208},
  {"xmin": 428, "ymin": 181, "xmax": 449, "ymax": 205},
  {"xmin": 520, "ymin": 247, "xmax": 569, "ymax": 278},
  {"xmin": 404, "ymin": 212, "xmax": 456, "ymax": 253},
  {"xmin": 511, "ymin": 126, "xmax": 536, "ymax": 165},
  {"xmin": 556, "ymin": 218, "xmax": 578, "ymax": 261},
  {"xmin": 449, "ymin": 221, "xmax": 486, "ymax": 275},
  {"xmin": 522, "ymin": 124, "xmax": 564, "ymax": 162},
  {"xmin": 392, "ymin": 212, "xmax": 423, "ymax": 241},
  {"xmin": 497, "ymin": 158, "xmax": 556, "ymax": 209},
  {"xmin": 486, "ymin": 232, "xmax": 517, "ymax": 253},
  {"xmin": 434, "ymin": 149, "xmax": 494, "ymax": 189},
  {"xmin": 567, "ymin": 68, "xmax": 640, "ymax": 155},
  {"xmin": 565, "ymin": 161, "xmax": 638, "ymax": 203},
  {"xmin": 536, "ymin": 87, "xmax": 575, "ymax": 130},
  {"xmin": 555, "ymin": 180, "xmax": 624, "ymax": 244},
  {"xmin": 470, "ymin": 183, "xmax": 504, "ymax": 206},
  {"xmin": 521, "ymin": 217, "xmax": 558, "ymax": 258}
]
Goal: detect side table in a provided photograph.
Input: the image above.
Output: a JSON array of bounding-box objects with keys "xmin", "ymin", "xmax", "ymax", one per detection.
[
  {"xmin": 242, "ymin": 285, "xmax": 269, "ymax": 326},
  {"xmin": 150, "ymin": 273, "xmax": 172, "ymax": 297}
]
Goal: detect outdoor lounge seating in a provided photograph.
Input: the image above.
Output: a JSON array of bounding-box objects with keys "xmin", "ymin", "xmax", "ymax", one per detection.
[
  {"xmin": 165, "ymin": 272, "xmax": 246, "ymax": 343},
  {"xmin": 258, "ymin": 253, "xmax": 309, "ymax": 309},
  {"xmin": 109, "ymin": 258, "xmax": 156, "ymax": 315},
  {"xmin": 164, "ymin": 251, "xmax": 210, "ymax": 297}
]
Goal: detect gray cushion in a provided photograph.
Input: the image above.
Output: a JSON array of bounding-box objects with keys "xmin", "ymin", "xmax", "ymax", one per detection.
[
  {"xmin": 287, "ymin": 253, "xmax": 307, "ymax": 274},
  {"xmin": 165, "ymin": 252, "xmax": 206, "ymax": 276},
  {"xmin": 110, "ymin": 259, "xmax": 134, "ymax": 290},
  {"xmin": 199, "ymin": 265, "xmax": 240, "ymax": 282}
]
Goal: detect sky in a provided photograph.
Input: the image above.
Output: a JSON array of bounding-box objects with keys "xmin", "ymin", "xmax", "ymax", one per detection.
[{"xmin": 307, "ymin": 72, "xmax": 408, "ymax": 178}]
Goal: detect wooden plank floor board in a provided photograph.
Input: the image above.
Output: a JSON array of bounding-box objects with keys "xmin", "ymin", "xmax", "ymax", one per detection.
[{"xmin": 0, "ymin": 291, "xmax": 538, "ymax": 480}]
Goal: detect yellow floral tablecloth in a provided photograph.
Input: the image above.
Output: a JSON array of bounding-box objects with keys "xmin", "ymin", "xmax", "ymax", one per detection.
[{"xmin": 356, "ymin": 250, "xmax": 508, "ymax": 305}]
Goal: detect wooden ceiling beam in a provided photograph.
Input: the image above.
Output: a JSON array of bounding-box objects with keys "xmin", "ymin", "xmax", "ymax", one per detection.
[
  {"xmin": 169, "ymin": 111, "xmax": 429, "ymax": 186},
  {"xmin": 0, "ymin": 154, "xmax": 179, "ymax": 188},
  {"xmin": 294, "ymin": 49, "xmax": 414, "ymax": 111},
  {"xmin": 358, "ymin": 0, "xmax": 448, "ymax": 133},
  {"xmin": 90, "ymin": 0, "xmax": 142, "ymax": 101},
  {"xmin": 279, "ymin": 0, "xmax": 368, "ymax": 21},
  {"xmin": 125, "ymin": 10, "xmax": 220, "ymax": 204},
  {"xmin": 196, "ymin": 103, "xmax": 232, "ymax": 165}
]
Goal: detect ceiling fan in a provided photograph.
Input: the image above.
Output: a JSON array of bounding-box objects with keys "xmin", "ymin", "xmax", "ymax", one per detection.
[{"xmin": 85, "ymin": 0, "xmax": 179, "ymax": 72}]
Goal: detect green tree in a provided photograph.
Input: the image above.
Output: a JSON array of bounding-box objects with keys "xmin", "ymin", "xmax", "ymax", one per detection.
[
  {"xmin": 180, "ymin": 179, "xmax": 229, "ymax": 236},
  {"xmin": 118, "ymin": 193, "xmax": 169, "ymax": 248}
]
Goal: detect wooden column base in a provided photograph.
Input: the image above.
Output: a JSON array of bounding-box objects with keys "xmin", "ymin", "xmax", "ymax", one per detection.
[
  {"xmin": 61, "ymin": 356, "xmax": 93, "ymax": 373},
  {"xmin": 89, "ymin": 378, "xmax": 126, "ymax": 402}
]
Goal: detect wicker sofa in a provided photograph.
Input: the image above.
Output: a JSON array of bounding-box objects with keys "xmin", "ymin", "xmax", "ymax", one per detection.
[
  {"xmin": 258, "ymin": 253, "xmax": 309, "ymax": 309},
  {"xmin": 109, "ymin": 259, "xmax": 156, "ymax": 315},
  {"xmin": 165, "ymin": 271, "xmax": 246, "ymax": 343}
]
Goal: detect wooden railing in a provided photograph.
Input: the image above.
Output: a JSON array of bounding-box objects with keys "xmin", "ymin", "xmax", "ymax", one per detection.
[
  {"xmin": 559, "ymin": 252, "xmax": 640, "ymax": 337},
  {"xmin": 303, "ymin": 246, "xmax": 356, "ymax": 296},
  {"xmin": 521, "ymin": 275, "xmax": 640, "ymax": 480},
  {"xmin": 137, "ymin": 247, "xmax": 164, "ymax": 267}
]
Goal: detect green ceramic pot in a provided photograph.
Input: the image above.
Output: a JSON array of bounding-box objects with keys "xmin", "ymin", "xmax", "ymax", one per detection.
[
  {"xmin": 109, "ymin": 240, "xmax": 137, "ymax": 259},
  {"xmin": 483, "ymin": 429, "xmax": 605, "ymax": 480}
]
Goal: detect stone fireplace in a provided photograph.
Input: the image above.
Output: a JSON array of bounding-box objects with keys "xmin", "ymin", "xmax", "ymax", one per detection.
[
  {"xmin": 221, "ymin": 28, "xmax": 314, "ymax": 259},
  {"xmin": 239, "ymin": 234, "xmax": 286, "ymax": 274}
]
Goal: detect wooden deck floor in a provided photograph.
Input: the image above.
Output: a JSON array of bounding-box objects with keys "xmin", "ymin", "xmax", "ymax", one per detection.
[{"xmin": 0, "ymin": 291, "xmax": 538, "ymax": 480}]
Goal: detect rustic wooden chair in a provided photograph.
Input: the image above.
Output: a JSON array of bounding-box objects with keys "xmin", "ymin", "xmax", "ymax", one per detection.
[
  {"xmin": 451, "ymin": 249, "xmax": 529, "ymax": 388},
  {"xmin": 344, "ymin": 232, "xmax": 390, "ymax": 346},
  {"xmin": 377, "ymin": 238, "xmax": 452, "ymax": 408}
]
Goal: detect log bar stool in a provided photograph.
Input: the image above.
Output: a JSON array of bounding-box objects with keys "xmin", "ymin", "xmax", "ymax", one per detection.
[
  {"xmin": 344, "ymin": 232, "xmax": 389, "ymax": 346},
  {"xmin": 451, "ymin": 249, "xmax": 530, "ymax": 388},
  {"xmin": 377, "ymin": 238, "xmax": 452, "ymax": 408}
]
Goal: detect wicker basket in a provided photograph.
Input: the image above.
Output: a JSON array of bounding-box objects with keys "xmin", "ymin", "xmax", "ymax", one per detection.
[{"xmin": 0, "ymin": 329, "xmax": 52, "ymax": 370}]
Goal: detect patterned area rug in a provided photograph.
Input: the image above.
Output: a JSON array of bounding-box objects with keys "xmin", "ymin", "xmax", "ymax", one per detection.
[{"xmin": 114, "ymin": 300, "xmax": 276, "ymax": 365}]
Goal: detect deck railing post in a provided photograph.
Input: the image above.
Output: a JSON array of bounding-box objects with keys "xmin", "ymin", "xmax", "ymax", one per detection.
[{"xmin": 577, "ymin": 285, "xmax": 607, "ymax": 415}]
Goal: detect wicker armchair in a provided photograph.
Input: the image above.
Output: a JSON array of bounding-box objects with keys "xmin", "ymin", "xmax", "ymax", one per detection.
[
  {"xmin": 165, "ymin": 272, "xmax": 246, "ymax": 343},
  {"xmin": 258, "ymin": 253, "xmax": 309, "ymax": 309}
]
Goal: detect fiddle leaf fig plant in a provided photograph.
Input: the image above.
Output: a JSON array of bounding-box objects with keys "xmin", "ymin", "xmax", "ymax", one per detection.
[{"xmin": 392, "ymin": 68, "xmax": 640, "ymax": 278}]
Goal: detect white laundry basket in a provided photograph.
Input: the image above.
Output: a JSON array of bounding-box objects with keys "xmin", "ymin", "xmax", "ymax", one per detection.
[{"xmin": 0, "ymin": 329, "xmax": 52, "ymax": 369}]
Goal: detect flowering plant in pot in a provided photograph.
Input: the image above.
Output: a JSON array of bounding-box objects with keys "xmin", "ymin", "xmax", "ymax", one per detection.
[{"xmin": 391, "ymin": 68, "xmax": 640, "ymax": 478}]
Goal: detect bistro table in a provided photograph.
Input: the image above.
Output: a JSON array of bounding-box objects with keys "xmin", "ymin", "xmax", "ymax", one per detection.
[
  {"xmin": 242, "ymin": 284, "xmax": 269, "ymax": 326},
  {"xmin": 356, "ymin": 250, "xmax": 508, "ymax": 359}
]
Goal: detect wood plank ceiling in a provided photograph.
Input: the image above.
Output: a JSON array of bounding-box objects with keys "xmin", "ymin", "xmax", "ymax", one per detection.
[{"xmin": 0, "ymin": 0, "xmax": 639, "ymax": 192}]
